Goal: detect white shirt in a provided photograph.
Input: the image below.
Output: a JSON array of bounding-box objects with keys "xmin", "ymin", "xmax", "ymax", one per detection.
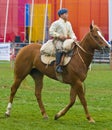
[{"xmin": 49, "ymin": 18, "xmax": 77, "ymax": 41}]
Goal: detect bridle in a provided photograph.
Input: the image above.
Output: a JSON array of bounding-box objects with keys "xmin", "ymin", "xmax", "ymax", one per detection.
[
  {"xmin": 89, "ymin": 31, "xmax": 103, "ymax": 48},
  {"xmin": 76, "ymin": 30, "xmax": 103, "ymax": 56},
  {"xmin": 75, "ymin": 31, "xmax": 101, "ymax": 68}
]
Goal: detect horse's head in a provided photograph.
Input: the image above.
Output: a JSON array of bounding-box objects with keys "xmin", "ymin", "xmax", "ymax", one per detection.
[{"xmin": 89, "ymin": 24, "xmax": 111, "ymax": 49}]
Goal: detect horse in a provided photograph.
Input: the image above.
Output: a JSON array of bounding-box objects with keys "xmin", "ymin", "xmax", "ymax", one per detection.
[{"xmin": 5, "ymin": 24, "xmax": 110, "ymax": 123}]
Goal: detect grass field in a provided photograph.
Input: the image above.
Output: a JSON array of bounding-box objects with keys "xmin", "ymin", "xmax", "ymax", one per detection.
[{"xmin": 0, "ymin": 62, "xmax": 112, "ymax": 130}]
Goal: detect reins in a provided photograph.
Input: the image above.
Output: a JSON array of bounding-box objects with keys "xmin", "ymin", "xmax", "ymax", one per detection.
[
  {"xmin": 77, "ymin": 47, "xmax": 86, "ymax": 67},
  {"xmin": 75, "ymin": 41, "xmax": 93, "ymax": 68},
  {"xmin": 75, "ymin": 41, "xmax": 93, "ymax": 56}
]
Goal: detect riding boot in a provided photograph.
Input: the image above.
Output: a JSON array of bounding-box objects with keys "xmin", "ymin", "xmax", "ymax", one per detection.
[{"xmin": 55, "ymin": 52, "xmax": 63, "ymax": 73}]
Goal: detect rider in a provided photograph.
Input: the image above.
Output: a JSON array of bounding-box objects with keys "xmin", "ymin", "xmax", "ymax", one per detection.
[{"xmin": 49, "ymin": 8, "xmax": 77, "ymax": 73}]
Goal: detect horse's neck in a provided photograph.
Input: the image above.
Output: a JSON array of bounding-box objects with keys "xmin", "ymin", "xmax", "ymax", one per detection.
[
  {"xmin": 79, "ymin": 33, "xmax": 95, "ymax": 68},
  {"xmin": 80, "ymin": 33, "xmax": 95, "ymax": 53}
]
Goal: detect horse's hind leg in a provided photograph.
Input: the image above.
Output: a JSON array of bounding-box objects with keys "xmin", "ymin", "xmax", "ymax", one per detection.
[
  {"xmin": 5, "ymin": 77, "xmax": 22, "ymax": 116},
  {"xmin": 30, "ymin": 69, "xmax": 48, "ymax": 119}
]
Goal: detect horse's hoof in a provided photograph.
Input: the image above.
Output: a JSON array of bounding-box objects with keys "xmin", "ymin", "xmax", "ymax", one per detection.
[
  {"xmin": 43, "ymin": 116, "xmax": 49, "ymax": 120},
  {"xmin": 54, "ymin": 114, "xmax": 58, "ymax": 120},
  {"xmin": 89, "ymin": 119, "xmax": 95, "ymax": 123},
  {"xmin": 5, "ymin": 112, "xmax": 10, "ymax": 117}
]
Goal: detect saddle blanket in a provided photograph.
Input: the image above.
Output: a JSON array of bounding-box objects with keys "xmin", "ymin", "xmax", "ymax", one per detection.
[
  {"xmin": 41, "ymin": 55, "xmax": 71, "ymax": 66},
  {"xmin": 40, "ymin": 39, "xmax": 74, "ymax": 65}
]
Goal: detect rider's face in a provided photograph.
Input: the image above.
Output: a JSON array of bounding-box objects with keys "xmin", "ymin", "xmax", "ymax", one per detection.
[{"xmin": 60, "ymin": 13, "xmax": 68, "ymax": 21}]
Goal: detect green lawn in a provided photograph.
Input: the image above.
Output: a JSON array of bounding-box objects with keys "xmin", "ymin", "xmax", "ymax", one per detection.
[{"xmin": 0, "ymin": 62, "xmax": 112, "ymax": 130}]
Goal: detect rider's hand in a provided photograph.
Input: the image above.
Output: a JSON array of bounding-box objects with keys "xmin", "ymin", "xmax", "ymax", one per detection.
[{"xmin": 58, "ymin": 35, "xmax": 67, "ymax": 41}]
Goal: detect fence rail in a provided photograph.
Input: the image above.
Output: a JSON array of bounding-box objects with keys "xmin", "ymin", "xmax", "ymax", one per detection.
[{"xmin": 92, "ymin": 48, "xmax": 110, "ymax": 63}]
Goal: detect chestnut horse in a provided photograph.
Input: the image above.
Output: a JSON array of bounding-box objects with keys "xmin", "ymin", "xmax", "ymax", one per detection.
[{"xmin": 5, "ymin": 24, "xmax": 110, "ymax": 123}]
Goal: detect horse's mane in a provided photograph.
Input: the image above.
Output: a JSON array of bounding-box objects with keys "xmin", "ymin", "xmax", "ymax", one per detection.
[{"xmin": 80, "ymin": 24, "xmax": 102, "ymax": 44}]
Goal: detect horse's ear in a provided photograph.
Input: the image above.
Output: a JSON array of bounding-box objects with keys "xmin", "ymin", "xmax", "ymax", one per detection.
[
  {"xmin": 90, "ymin": 24, "xmax": 93, "ymax": 31},
  {"xmin": 90, "ymin": 20, "xmax": 94, "ymax": 31},
  {"xmin": 92, "ymin": 20, "xmax": 94, "ymax": 26}
]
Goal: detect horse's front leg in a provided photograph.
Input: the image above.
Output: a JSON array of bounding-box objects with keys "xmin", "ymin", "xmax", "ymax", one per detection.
[
  {"xmin": 76, "ymin": 81, "xmax": 95, "ymax": 123},
  {"xmin": 55, "ymin": 85, "xmax": 77, "ymax": 120}
]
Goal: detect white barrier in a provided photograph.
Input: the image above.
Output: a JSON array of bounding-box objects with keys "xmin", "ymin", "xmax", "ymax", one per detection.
[
  {"xmin": 109, "ymin": 0, "xmax": 112, "ymax": 41},
  {"xmin": 0, "ymin": 43, "xmax": 10, "ymax": 61}
]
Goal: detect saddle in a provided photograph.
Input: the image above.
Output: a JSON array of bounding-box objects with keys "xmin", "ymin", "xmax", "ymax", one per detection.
[{"xmin": 40, "ymin": 39, "xmax": 75, "ymax": 66}]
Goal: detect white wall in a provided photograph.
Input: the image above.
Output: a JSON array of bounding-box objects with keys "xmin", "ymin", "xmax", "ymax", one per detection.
[
  {"xmin": 109, "ymin": 0, "xmax": 112, "ymax": 41},
  {"xmin": 0, "ymin": 43, "xmax": 10, "ymax": 61}
]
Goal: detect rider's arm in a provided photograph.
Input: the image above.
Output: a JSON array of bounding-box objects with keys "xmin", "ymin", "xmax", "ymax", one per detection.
[
  {"xmin": 67, "ymin": 22, "xmax": 77, "ymax": 41},
  {"xmin": 49, "ymin": 22, "xmax": 60, "ymax": 38}
]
